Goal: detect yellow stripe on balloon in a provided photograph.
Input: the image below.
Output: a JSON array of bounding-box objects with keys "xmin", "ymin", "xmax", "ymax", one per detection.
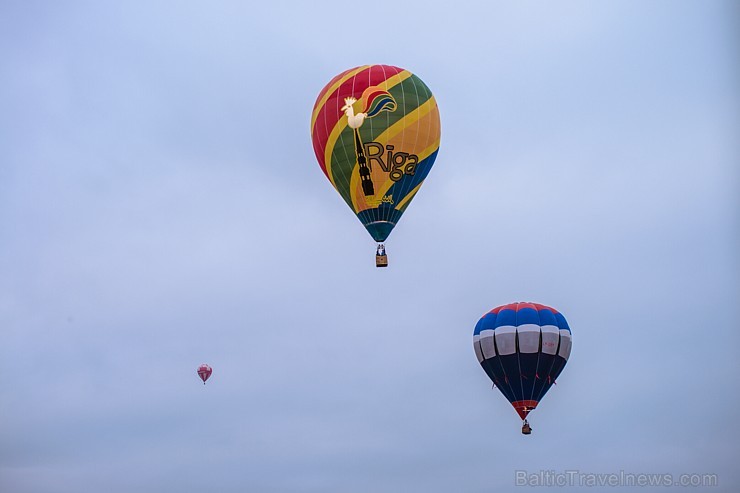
[
  {"xmin": 324, "ymin": 70, "xmax": 413, "ymax": 190},
  {"xmin": 394, "ymin": 182, "xmax": 424, "ymax": 210},
  {"xmin": 351, "ymin": 134, "xmax": 440, "ymax": 212},
  {"xmin": 310, "ymin": 65, "xmax": 369, "ymax": 131},
  {"xmin": 350, "ymin": 102, "xmax": 440, "ymax": 211},
  {"xmin": 392, "ymin": 130, "xmax": 444, "ymax": 211},
  {"xmin": 373, "ymin": 95, "xmax": 438, "ymax": 149},
  {"xmin": 351, "ymin": 132, "xmax": 440, "ymax": 212},
  {"xmin": 349, "ymin": 97, "xmax": 440, "ymax": 212}
]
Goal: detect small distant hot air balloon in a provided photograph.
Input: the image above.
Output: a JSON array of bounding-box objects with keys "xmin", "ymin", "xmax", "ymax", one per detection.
[
  {"xmin": 473, "ymin": 302, "xmax": 572, "ymax": 435},
  {"xmin": 310, "ymin": 64, "xmax": 441, "ymax": 267},
  {"xmin": 197, "ymin": 364, "xmax": 212, "ymax": 385}
]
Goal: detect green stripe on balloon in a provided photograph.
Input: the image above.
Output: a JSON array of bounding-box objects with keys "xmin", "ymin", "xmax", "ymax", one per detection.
[{"xmin": 328, "ymin": 74, "xmax": 433, "ymax": 210}]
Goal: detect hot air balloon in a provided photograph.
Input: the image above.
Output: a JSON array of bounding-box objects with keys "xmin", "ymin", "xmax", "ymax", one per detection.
[
  {"xmin": 473, "ymin": 302, "xmax": 572, "ymax": 435},
  {"xmin": 310, "ymin": 65, "xmax": 441, "ymax": 267},
  {"xmin": 197, "ymin": 364, "xmax": 212, "ymax": 385}
]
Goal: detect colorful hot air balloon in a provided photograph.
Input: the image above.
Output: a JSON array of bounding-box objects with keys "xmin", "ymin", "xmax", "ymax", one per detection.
[
  {"xmin": 310, "ymin": 64, "xmax": 441, "ymax": 267},
  {"xmin": 197, "ymin": 364, "xmax": 212, "ymax": 385},
  {"xmin": 473, "ymin": 302, "xmax": 572, "ymax": 435}
]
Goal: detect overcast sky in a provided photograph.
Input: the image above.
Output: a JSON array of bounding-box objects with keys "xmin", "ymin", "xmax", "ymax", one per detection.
[{"xmin": 1, "ymin": 1, "xmax": 738, "ymax": 492}]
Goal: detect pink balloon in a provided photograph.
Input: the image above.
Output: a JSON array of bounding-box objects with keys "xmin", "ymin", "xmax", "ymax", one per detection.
[{"xmin": 197, "ymin": 364, "xmax": 212, "ymax": 384}]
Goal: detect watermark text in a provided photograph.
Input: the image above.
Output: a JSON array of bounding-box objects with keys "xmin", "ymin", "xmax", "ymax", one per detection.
[{"xmin": 515, "ymin": 470, "xmax": 718, "ymax": 488}]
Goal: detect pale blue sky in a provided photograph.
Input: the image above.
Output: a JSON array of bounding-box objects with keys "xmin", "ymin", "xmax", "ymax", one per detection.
[{"xmin": 1, "ymin": 1, "xmax": 738, "ymax": 492}]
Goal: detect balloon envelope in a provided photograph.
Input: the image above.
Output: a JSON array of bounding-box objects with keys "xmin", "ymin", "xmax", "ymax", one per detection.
[
  {"xmin": 197, "ymin": 364, "xmax": 212, "ymax": 384},
  {"xmin": 473, "ymin": 302, "xmax": 572, "ymax": 420},
  {"xmin": 310, "ymin": 64, "xmax": 441, "ymax": 242}
]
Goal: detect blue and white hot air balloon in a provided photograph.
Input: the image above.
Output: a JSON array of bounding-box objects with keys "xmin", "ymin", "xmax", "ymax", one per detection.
[{"xmin": 473, "ymin": 302, "xmax": 572, "ymax": 434}]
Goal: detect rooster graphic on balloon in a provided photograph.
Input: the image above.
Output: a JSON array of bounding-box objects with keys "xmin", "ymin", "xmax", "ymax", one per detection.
[{"xmin": 340, "ymin": 87, "xmax": 397, "ymax": 197}]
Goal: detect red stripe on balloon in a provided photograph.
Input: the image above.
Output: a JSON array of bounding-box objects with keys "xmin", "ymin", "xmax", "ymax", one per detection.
[
  {"xmin": 490, "ymin": 302, "xmax": 559, "ymax": 315},
  {"xmin": 311, "ymin": 65, "xmax": 403, "ymax": 177},
  {"xmin": 511, "ymin": 399, "xmax": 539, "ymax": 420}
]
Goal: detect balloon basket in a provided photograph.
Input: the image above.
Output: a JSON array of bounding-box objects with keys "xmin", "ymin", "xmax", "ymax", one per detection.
[
  {"xmin": 375, "ymin": 243, "xmax": 388, "ymax": 267},
  {"xmin": 521, "ymin": 420, "xmax": 532, "ymax": 435}
]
